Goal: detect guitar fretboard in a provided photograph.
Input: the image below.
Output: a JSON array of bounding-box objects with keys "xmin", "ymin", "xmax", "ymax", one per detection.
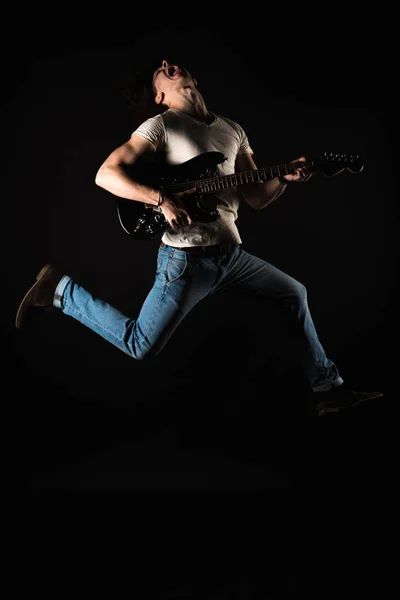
[{"xmin": 181, "ymin": 160, "xmax": 308, "ymax": 194}]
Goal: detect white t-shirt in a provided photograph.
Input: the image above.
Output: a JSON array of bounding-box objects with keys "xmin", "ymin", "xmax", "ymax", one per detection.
[{"xmin": 132, "ymin": 108, "xmax": 253, "ymax": 247}]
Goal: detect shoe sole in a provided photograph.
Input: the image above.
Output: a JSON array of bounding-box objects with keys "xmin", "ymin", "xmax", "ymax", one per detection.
[
  {"xmin": 317, "ymin": 391, "xmax": 384, "ymax": 416},
  {"xmin": 15, "ymin": 264, "xmax": 56, "ymax": 329}
]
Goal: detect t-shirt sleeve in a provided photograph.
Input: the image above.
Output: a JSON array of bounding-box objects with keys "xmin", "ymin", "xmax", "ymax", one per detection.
[
  {"xmin": 222, "ymin": 116, "xmax": 253, "ymax": 156},
  {"xmin": 236, "ymin": 124, "xmax": 253, "ymax": 155},
  {"xmin": 131, "ymin": 115, "xmax": 165, "ymax": 150}
]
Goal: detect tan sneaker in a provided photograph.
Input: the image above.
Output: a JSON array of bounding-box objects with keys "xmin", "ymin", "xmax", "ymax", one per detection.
[{"xmin": 15, "ymin": 264, "xmax": 63, "ymax": 329}]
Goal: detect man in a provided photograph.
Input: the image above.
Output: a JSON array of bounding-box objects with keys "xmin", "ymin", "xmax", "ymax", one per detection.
[{"xmin": 15, "ymin": 59, "xmax": 383, "ymax": 416}]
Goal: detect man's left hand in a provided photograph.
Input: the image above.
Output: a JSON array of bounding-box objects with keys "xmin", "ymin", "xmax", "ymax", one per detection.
[{"xmin": 281, "ymin": 156, "xmax": 313, "ymax": 183}]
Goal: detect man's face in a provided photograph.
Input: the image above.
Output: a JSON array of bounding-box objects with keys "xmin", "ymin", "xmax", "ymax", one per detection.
[{"xmin": 152, "ymin": 59, "xmax": 195, "ymax": 98}]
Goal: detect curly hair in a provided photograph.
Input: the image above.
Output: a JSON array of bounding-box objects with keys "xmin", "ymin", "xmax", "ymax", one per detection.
[
  {"xmin": 120, "ymin": 58, "xmax": 165, "ymax": 127},
  {"xmin": 120, "ymin": 56, "xmax": 190, "ymax": 127}
]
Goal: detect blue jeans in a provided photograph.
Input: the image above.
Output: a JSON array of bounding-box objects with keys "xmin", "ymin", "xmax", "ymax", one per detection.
[{"xmin": 54, "ymin": 243, "xmax": 343, "ymax": 392}]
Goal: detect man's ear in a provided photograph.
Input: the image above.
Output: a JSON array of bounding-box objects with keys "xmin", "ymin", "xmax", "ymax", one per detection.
[
  {"xmin": 193, "ymin": 78, "xmax": 198, "ymax": 87},
  {"xmin": 155, "ymin": 91, "xmax": 165, "ymax": 105}
]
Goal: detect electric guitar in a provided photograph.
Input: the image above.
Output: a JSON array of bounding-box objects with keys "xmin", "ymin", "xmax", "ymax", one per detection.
[{"xmin": 115, "ymin": 150, "xmax": 364, "ymax": 240}]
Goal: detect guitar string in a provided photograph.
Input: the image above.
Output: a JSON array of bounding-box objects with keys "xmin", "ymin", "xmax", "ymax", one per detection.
[{"xmin": 160, "ymin": 155, "xmax": 360, "ymax": 193}]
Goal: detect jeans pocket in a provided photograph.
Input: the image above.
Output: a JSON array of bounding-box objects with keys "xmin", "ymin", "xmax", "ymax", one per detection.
[{"xmin": 165, "ymin": 253, "xmax": 188, "ymax": 285}]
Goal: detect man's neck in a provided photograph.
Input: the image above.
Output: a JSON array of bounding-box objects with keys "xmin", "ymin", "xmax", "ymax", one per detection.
[{"xmin": 167, "ymin": 89, "xmax": 214, "ymax": 124}]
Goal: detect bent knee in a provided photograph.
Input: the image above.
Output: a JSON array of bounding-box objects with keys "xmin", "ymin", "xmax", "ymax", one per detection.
[
  {"xmin": 293, "ymin": 282, "xmax": 307, "ymax": 302},
  {"xmin": 284, "ymin": 281, "xmax": 308, "ymax": 312}
]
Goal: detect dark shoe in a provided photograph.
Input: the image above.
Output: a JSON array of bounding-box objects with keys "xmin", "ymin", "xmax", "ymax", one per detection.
[
  {"xmin": 315, "ymin": 385, "xmax": 383, "ymax": 416},
  {"xmin": 15, "ymin": 264, "xmax": 62, "ymax": 329}
]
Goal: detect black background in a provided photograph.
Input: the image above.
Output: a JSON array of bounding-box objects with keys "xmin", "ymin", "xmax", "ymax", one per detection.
[{"xmin": 3, "ymin": 12, "xmax": 398, "ymax": 594}]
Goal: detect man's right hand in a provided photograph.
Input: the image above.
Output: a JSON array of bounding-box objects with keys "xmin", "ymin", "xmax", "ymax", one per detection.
[{"xmin": 159, "ymin": 187, "xmax": 197, "ymax": 229}]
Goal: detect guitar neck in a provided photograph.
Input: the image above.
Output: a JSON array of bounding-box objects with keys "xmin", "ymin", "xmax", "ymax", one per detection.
[{"xmin": 172, "ymin": 159, "xmax": 312, "ymax": 194}]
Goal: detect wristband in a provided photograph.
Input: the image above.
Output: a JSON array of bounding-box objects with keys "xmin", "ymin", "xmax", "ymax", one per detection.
[{"xmin": 278, "ymin": 176, "xmax": 290, "ymax": 185}]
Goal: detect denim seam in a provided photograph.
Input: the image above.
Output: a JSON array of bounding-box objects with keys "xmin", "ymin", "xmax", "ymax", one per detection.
[{"xmin": 65, "ymin": 305, "xmax": 134, "ymax": 348}]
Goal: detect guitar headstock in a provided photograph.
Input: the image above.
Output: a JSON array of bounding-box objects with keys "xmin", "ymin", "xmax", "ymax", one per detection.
[{"xmin": 313, "ymin": 151, "xmax": 364, "ymax": 176}]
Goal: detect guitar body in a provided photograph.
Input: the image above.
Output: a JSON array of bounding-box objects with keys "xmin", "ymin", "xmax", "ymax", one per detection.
[
  {"xmin": 116, "ymin": 151, "xmax": 226, "ymax": 240},
  {"xmin": 115, "ymin": 149, "xmax": 364, "ymax": 240}
]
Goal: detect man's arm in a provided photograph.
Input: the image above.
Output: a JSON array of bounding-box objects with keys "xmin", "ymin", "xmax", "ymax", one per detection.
[
  {"xmin": 95, "ymin": 134, "xmax": 161, "ymax": 206},
  {"xmin": 95, "ymin": 134, "xmax": 196, "ymax": 228},
  {"xmin": 235, "ymin": 153, "xmax": 311, "ymax": 210}
]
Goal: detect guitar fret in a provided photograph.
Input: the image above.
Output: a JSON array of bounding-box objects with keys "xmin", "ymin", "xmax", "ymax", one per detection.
[{"xmin": 277, "ymin": 165, "xmax": 287, "ymax": 177}]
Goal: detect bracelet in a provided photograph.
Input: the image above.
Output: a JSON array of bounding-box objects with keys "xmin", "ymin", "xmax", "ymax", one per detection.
[
  {"xmin": 278, "ymin": 176, "xmax": 290, "ymax": 185},
  {"xmin": 157, "ymin": 189, "xmax": 164, "ymax": 207}
]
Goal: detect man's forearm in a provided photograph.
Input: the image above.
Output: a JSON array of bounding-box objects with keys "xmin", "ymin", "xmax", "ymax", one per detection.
[
  {"xmin": 243, "ymin": 177, "xmax": 288, "ymax": 210},
  {"xmin": 95, "ymin": 165, "xmax": 160, "ymax": 206}
]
